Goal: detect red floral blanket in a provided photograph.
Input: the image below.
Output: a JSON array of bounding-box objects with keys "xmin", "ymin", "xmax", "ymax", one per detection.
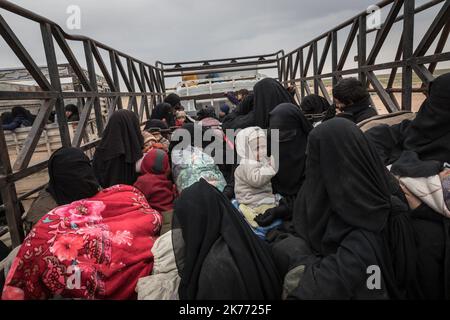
[{"xmin": 2, "ymin": 185, "xmax": 162, "ymax": 300}]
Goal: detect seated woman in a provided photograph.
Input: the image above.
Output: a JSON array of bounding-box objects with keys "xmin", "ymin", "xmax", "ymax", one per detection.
[
  {"xmin": 2, "ymin": 147, "xmax": 162, "ymax": 300},
  {"xmin": 172, "ymin": 179, "xmax": 282, "ymax": 300},
  {"xmin": 255, "ymin": 103, "xmax": 313, "ymax": 227},
  {"xmin": 234, "ymin": 127, "xmax": 279, "ymax": 231},
  {"xmin": 279, "ymin": 118, "xmax": 418, "ymax": 299},
  {"xmin": 366, "ymin": 73, "xmax": 450, "ymax": 298},
  {"xmin": 134, "ymin": 148, "xmax": 176, "ymax": 213},
  {"xmin": 170, "ymin": 123, "xmax": 226, "ymax": 193},
  {"xmin": 25, "ymin": 147, "xmax": 100, "ymax": 232},
  {"xmin": 93, "ymin": 110, "xmax": 144, "ymax": 188}
]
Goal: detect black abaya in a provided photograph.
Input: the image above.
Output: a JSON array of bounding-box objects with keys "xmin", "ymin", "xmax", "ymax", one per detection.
[
  {"xmin": 289, "ymin": 118, "xmax": 415, "ymax": 299},
  {"xmin": 172, "ymin": 179, "xmax": 282, "ymax": 300},
  {"xmin": 93, "ymin": 110, "xmax": 143, "ymax": 188},
  {"xmin": 47, "ymin": 147, "xmax": 100, "ymax": 206}
]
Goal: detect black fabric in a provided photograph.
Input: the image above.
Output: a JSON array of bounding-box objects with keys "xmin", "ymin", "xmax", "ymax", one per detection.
[
  {"xmin": 269, "ymin": 103, "xmax": 313, "ymax": 197},
  {"xmin": 164, "ymin": 93, "xmax": 181, "ymax": 108},
  {"xmin": 11, "ymin": 106, "xmax": 35, "ymax": 124},
  {"xmin": 336, "ymin": 97, "xmax": 377, "ymax": 123},
  {"xmin": 289, "ymin": 118, "xmax": 413, "ymax": 299},
  {"xmin": 0, "ymin": 240, "xmax": 9, "ymax": 292},
  {"xmin": 0, "ymin": 112, "xmax": 13, "ymax": 125},
  {"xmin": 172, "ymin": 179, "xmax": 282, "ymax": 300},
  {"xmin": 368, "ymin": 73, "xmax": 450, "ymax": 177},
  {"xmin": 221, "ymin": 94, "xmax": 255, "ymax": 130},
  {"xmin": 144, "ymin": 119, "xmax": 170, "ymax": 133},
  {"xmin": 93, "ymin": 110, "xmax": 143, "ymax": 188},
  {"xmin": 253, "ymin": 78, "xmax": 295, "ymax": 129},
  {"xmin": 402, "ymin": 72, "xmax": 450, "ymax": 164},
  {"xmin": 47, "ymin": 147, "xmax": 100, "ymax": 206},
  {"xmin": 197, "ymin": 106, "xmax": 217, "ymax": 121},
  {"xmin": 65, "ymin": 104, "xmax": 79, "ymax": 122},
  {"xmin": 408, "ymin": 203, "xmax": 450, "ymax": 299},
  {"xmin": 300, "ymin": 94, "xmax": 331, "ymax": 114},
  {"xmin": 391, "ymin": 150, "xmax": 443, "ymax": 178},
  {"xmin": 365, "ymin": 120, "xmax": 411, "ymax": 165},
  {"xmin": 151, "ymin": 102, "xmax": 175, "ymax": 127}
]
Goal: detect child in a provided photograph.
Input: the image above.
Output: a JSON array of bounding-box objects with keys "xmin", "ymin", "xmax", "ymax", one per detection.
[
  {"xmin": 175, "ymin": 111, "xmax": 187, "ymax": 127},
  {"xmin": 134, "ymin": 149, "xmax": 176, "ymax": 213},
  {"xmin": 234, "ymin": 126, "xmax": 277, "ymax": 228}
]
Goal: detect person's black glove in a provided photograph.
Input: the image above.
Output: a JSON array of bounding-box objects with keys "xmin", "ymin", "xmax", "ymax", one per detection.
[
  {"xmin": 255, "ymin": 202, "xmax": 292, "ymax": 227},
  {"xmin": 254, "ymin": 209, "xmax": 276, "ymax": 227}
]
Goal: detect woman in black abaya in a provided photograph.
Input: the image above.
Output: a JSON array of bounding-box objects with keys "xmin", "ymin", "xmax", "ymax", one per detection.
[
  {"xmin": 48, "ymin": 147, "xmax": 100, "ymax": 205},
  {"xmin": 254, "ymin": 103, "xmax": 313, "ymax": 226},
  {"xmin": 283, "ymin": 118, "xmax": 418, "ymax": 299},
  {"xmin": 172, "ymin": 179, "xmax": 282, "ymax": 300},
  {"xmin": 93, "ymin": 110, "xmax": 144, "ymax": 188},
  {"xmin": 222, "ymin": 78, "xmax": 294, "ymax": 130}
]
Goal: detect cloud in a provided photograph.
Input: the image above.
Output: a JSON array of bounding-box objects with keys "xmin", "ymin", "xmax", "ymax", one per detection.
[{"xmin": 1, "ymin": 0, "xmax": 447, "ymax": 84}]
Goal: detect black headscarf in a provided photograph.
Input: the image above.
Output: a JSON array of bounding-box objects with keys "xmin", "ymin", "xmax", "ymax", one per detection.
[
  {"xmin": 300, "ymin": 94, "xmax": 331, "ymax": 114},
  {"xmin": 197, "ymin": 106, "xmax": 217, "ymax": 121},
  {"xmin": 96, "ymin": 110, "xmax": 143, "ymax": 163},
  {"xmin": 402, "ymin": 72, "xmax": 450, "ymax": 164},
  {"xmin": 295, "ymin": 118, "xmax": 393, "ymax": 252},
  {"xmin": 253, "ymin": 78, "xmax": 295, "ymax": 129},
  {"xmin": 290, "ymin": 118, "xmax": 417, "ymax": 299},
  {"xmin": 269, "ymin": 103, "xmax": 313, "ymax": 197},
  {"xmin": 47, "ymin": 147, "xmax": 100, "ymax": 206},
  {"xmin": 172, "ymin": 179, "xmax": 282, "ymax": 300},
  {"xmin": 164, "ymin": 93, "xmax": 181, "ymax": 108},
  {"xmin": 93, "ymin": 110, "xmax": 143, "ymax": 188},
  {"xmin": 221, "ymin": 94, "xmax": 255, "ymax": 130},
  {"xmin": 151, "ymin": 103, "xmax": 175, "ymax": 127},
  {"xmin": 144, "ymin": 119, "xmax": 170, "ymax": 133},
  {"xmin": 65, "ymin": 104, "xmax": 79, "ymax": 122}
]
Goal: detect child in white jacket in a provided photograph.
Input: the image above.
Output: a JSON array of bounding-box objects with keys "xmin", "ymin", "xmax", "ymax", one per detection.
[{"xmin": 234, "ymin": 126, "xmax": 277, "ymax": 227}]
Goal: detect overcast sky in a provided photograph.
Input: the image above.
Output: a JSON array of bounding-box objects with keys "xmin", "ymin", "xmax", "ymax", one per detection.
[{"xmin": 0, "ymin": 0, "xmax": 448, "ymax": 82}]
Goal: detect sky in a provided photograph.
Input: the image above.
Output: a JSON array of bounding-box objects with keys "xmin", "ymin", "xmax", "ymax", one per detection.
[{"xmin": 0, "ymin": 0, "xmax": 448, "ymax": 85}]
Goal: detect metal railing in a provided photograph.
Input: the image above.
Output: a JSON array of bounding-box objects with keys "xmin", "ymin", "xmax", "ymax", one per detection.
[
  {"xmin": 0, "ymin": 0, "xmax": 165, "ymax": 246},
  {"xmin": 277, "ymin": 0, "xmax": 450, "ymax": 112},
  {"xmin": 0, "ymin": 0, "xmax": 449, "ymax": 247}
]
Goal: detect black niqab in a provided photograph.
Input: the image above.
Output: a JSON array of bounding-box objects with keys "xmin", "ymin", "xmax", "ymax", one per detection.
[
  {"xmin": 253, "ymin": 78, "xmax": 295, "ymax": 129},
  {"xmin": 93, "ymin": 110, "xmax": 143, "ymax": 188},
  {"xmin": 402, "ymin": 72, "xmax": 450, "ymax": 164},
  {"xmin": 290, "ymin": 118, "xmax": 417, "ymax": 299},
  {"xmin": 269, "ymin": 103, "xmax": 313, "ymax": 197},
  {"xmin": 96, "ymin": 110, "xmax": 143, "ymax": 163},
  {"xmin": 164, "ymin": 93, "xmax": 181, "ymax": 108},
  {"xmin": 172, "ymin": 179, "xmax": 282, "ymax": 300},
  {"xmin": 47, "ymin": 147, "xmax": 100, "ymax": 206}
]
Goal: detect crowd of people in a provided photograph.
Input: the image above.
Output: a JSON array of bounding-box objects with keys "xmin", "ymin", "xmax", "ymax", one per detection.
[{"xmin": 1, "ymin": 72, "xmax": 449, "ymax": 300}]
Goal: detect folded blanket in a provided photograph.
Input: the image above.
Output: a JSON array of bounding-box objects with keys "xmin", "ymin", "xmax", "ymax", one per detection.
[{"xmin": 400, "ymin": 174, "xmax": 450, "ymax": 217}]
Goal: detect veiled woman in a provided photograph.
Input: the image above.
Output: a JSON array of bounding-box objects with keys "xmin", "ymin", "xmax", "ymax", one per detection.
[{"xmin": 93, "ymin": 110, "xmax": 144, "ymax": 188}]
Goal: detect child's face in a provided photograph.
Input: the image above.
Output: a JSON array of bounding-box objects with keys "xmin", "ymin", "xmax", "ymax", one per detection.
[{"xmin": 251, "ymin": 136, "xmax": 267, "ymax": 162}]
